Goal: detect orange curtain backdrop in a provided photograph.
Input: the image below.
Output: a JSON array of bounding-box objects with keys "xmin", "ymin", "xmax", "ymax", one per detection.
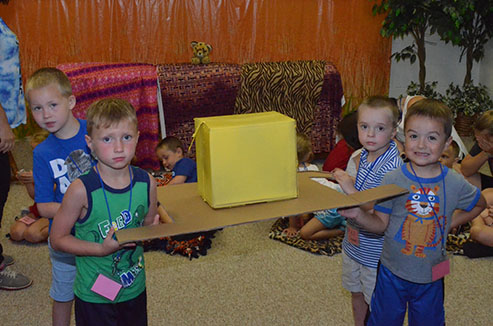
[{"xmin": 0, "ymin": 0, "xmax": 390, "ymax": 106}]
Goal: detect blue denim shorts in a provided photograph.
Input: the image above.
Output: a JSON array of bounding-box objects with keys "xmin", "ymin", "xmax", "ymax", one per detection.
[{"xmin": 48, "ymin": 238, "xmax": 76, "ymax": 302}]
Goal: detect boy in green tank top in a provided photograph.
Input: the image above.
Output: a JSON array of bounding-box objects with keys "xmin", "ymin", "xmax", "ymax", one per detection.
[{"xmin": 50, "ymin": 98, "xmax": 160, "ymax": 326}]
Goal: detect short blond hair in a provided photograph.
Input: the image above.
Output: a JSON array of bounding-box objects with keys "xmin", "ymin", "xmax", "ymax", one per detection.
[
  {"xmin": 296, "ymin": 133, "xmax": 312, "ymax": 163},
  {"xmin": 359, "ymin": 95, "xmax": 400, "ymax": 127},
  {"xmin": 86, "ymin": 98, "xmax": 138, "ymax": 136},
  {"xmin": 25, "ymin": 67, "xmax": 73, "ymax": 102}
]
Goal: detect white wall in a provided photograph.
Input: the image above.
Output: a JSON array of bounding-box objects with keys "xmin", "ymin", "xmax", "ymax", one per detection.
[{"xmin": 388, "ymin": 33, "xmax": 491, "ymax": 98}]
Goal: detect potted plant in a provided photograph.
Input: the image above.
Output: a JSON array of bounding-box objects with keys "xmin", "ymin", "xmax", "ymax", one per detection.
[
  {"xmin": 442, "ymin": 82, "xmax": 493, "ymax": 136},
  {"xmin": 372, "ymin": 0, "xmax": 442, "ymax": 93}
]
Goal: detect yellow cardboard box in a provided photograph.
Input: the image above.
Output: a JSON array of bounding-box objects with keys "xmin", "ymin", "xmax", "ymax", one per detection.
[{"xmin": 194, "ymin": 111, "xmax": 298, "ymax": 208}]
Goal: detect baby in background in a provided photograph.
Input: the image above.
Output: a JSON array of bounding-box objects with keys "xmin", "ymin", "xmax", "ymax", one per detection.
[
  {"xmin": 282, "ymin": 133, "xmax": 346, "ymax": 239},
  {"xmin": 155, "ymin": 136, "xmax": 197, "ymax": 185},
  {"xmin": 439, "ymin": 140, "xmax": 461, "ymax": 174}
]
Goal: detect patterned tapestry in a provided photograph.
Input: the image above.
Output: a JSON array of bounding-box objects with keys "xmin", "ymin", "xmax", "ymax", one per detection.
[
  {"xmin": 57, "ymin": 62, "xmax": 160, "ymax": 170},
  {"xmin": 157, "ymin": 63, "xmax": 242, "ymax": 157},
  {"xmin": 234, "ymin": 61, "xmax": 343, "ymax": 153}
]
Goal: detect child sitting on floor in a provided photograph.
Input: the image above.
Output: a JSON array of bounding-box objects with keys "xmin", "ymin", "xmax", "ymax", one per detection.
[
  {"xmin": 323, "ymin": 110, "xmax": 362, "ymax": 172},
  {"xmin": 9, "ymin": 130, "xmax": 50, "ymax": 243},
  {"xmin": 439, "ymin": 140, "xmax": 462, "ymax": 174},
  {"xmin": 155, "ymin": 136, "xmax": 197, "ymax": 185},
  {"xmin": 282, "ymin": 133, "xmax": 346, "ymax": 239}
]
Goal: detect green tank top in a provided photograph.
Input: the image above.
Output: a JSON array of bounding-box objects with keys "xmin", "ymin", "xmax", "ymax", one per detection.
[{"xmin": 74, "ymin": 166, "xmax": 149, "ymax": 303}]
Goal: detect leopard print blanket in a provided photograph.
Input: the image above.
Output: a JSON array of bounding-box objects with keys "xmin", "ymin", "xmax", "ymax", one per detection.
[
  {"xmin": 269, "ymin": 218, "xmax": 471, "ymax": 256},
  {"xmin": 269, "ymin": 218, "xmax": 344, "ymax": 256}
]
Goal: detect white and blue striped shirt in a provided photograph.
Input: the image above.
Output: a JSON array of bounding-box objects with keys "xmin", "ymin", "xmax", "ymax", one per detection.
[{"xmin": 342, "ymin": 140, "xmax": 403, "ymax": 268}]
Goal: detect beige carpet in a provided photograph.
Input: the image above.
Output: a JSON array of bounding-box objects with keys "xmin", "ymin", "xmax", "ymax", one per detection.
[{"xmin": 1, "ymin": 141, "xmax": 493, "ymax": 325}]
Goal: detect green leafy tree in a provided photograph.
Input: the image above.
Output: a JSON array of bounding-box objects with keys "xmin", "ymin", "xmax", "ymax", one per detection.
[
  {"xmin": 372, "ymin": 0, "xmax": 441, "ymax": 93},
  {"xmin": 432, "ymin": 0, "xmax": 493, "ymax": 86}
]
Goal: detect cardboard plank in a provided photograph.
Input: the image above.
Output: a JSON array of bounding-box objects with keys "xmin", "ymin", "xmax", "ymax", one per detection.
[{"xmin": 116, "ymin": 172, "xmax": 408, "ymax": 244}]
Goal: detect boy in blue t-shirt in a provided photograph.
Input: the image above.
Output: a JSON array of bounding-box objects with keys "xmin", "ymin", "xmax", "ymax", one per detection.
[
  {"xmin": 339, "ymin": 99, "xmax": 486, "ymax": 326},
  {"xmin": 26, "ymin": 67, "xmax": 92, "ymax": 326},
  {"xmin": 155, "ymin": 136, "xmax": 197, "ymax": 184}
]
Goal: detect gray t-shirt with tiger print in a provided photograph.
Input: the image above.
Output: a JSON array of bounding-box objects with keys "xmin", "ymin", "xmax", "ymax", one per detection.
[{"xmin": 374, "ymin": 164, "xmax": 480, "ymax": 284}]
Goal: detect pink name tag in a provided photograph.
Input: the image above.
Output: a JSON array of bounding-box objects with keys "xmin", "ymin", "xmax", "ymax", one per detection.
[
  {"xmin": 347, "ymin": 225, "xmax": 360, "ymax": 246},
  {"xmin": 18, "ymin": 216, "xmax": 37, "ymax": 225},
  {"xmin": 432, "ymin": 259, "xmax": 450, "ymax": 282},
  {"xmin": 91, "ymin": 274, "xmax": 122, "ymax": 301}
]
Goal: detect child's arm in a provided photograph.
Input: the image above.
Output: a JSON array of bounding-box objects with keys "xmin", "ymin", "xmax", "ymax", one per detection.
[
  {"xmin": 338, "ymin": 206, "xmax": 390, "ymax": 234},
  {"xmin": 167, "ymin": 175, "xmax": 187, "ymax": 185},
  {"xmin": 332, "ymin": 168, "xmax": 357, "ymax": 194},
  {"xmin": 16, "ymin": 170, "xmax": 35, "ymax": 199},
  {"xmin": 50, "ymin": 179, "xmax": 124, "ymax": 256},
  {"xmin": 451, "ymin": 193, "xmax": 487, "ymax": 229},
  {"xmin": 143, "ymin": 173, "xmax": 160, "ymax": 226},
  {"xmin": 333, "ymin": 168, "xmax": 374, "ymax": 212},
  {"xmin": 470, "ymin": 206, "xmax": 493, "ymax": 246},
  {"xmin": 37, "ymin": 202, "xmax": 62, "ymax": 219}
]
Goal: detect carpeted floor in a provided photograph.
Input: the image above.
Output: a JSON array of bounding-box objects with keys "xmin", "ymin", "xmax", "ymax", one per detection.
[{"xmin": 1, "ymin": 141, "xmax": 493, "ymax": 325}]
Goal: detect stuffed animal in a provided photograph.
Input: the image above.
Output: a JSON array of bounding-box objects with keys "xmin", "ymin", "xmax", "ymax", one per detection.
[{"xmin": 191, "ymin": 41, "xmax": 212, "ymax": 64}]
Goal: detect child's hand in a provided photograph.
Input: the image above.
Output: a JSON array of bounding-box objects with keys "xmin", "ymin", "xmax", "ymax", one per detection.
[
  {"xmin": 100, "ymin": 227, "xmax": 130, "ymax": 256},
  {"xmin": 338, "ymin": 206, "xmax": 362, "ymax": 221},
  {"xmin": 151, "ymin": 214, "xmax": 160, "ymax": 226},
  {"xmin": 16, "ymin": 169, "xmax": 33, "ymax": 184},
  {"xmin": 332, "ymin": 168, "xmax": 354, "ymax": 194},
  {"xmin": 282, "ymin": 226, "xmax": 299, "ymax": 238},
  {"xmin": 477, "ymin": 136, "xmax": 493, "ymax": 155}
]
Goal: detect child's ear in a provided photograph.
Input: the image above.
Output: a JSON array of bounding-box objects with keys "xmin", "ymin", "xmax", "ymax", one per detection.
[
  {"xmin": 444, "ymin": 136, "xmax": 453, "ymax": 149},
  {"xmin": 391, "ymin": 125, "xmax": 397, "ymax": 139},
  {"xmin": 85, "ymin": 134, "xmax": 93, "ymax": 151},
  {"xmin": 176, "ymin": 147, "xmax": 184, "ymax": 157},
  {"xmin": 68, "ymin": 95, "xmax": 76, "ymax": 110}
]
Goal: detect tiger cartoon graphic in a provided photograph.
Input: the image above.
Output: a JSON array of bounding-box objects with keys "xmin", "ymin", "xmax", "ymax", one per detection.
[{"xmin": 397, "ymin": 185, "xmax": 444, "ymax": 258}]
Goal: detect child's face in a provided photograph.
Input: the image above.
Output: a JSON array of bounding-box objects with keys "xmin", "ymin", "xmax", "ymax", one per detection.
[
  {"xmin": 28, "ymin": 83, "xmax": 76, "ymax": 138},
  {"xmin": 357, "ymin": 105, "xmax": 396, "ymax": 159},
  {"xmin": 156, "ymin": 146, "xmax": 183, "ymax": 171},
  {"xmin": 405, "ymin": 115, "xmax": 452, "ymax": 170},
  {"xmin": 85, "ymin": 119, "xmax": 139, "ymax": 171},
  {"xmin": 439, "ymin": 144, "xmax": 458, "ymax": 169}
]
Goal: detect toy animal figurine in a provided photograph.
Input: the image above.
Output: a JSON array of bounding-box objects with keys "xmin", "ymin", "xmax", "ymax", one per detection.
[{"xmin": 191, "ymin": 41, "xmax": 212, "ymax": 64}]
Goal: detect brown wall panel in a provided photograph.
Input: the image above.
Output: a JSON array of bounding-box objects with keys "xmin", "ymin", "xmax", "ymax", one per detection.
[{"xmin": 0, "ymin": 0, "xmax": 391, "ymax": 109}]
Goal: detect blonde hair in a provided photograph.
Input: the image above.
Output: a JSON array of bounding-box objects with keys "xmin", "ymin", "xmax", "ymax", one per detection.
[
  {"xmin": 474, "ymin": 110, "xmax": 493, "ymax": 136},
  {"xmin": 359, "ymin": 95, "xmax": 400, "ymax": 127},
  {"xmin": 25, "ymin": 67, "xmax": 73, "ymax": 101},
  {"xmin": 86, "ymin": 98, "xmax": 138, "ymax": 136},
  {"xmin": 296, "ymin": 133, "xmax": 312, "ymax": 163}
]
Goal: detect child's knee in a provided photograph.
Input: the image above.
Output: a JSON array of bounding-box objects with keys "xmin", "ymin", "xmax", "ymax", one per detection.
[
  {"xmin": 9, "ymin": 223, "xmax": 26, "ymax": 241},
  {"xmin": 299, "ymin": 228, "xmax": 312, "ymax": 240},
  {"xmin": 24, "ymin": 228, "xmax": 47, "ymax": 243}
]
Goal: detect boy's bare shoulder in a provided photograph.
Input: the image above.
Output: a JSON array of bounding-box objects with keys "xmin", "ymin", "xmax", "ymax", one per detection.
[{"xmin": 65, "ymin": 178, "xmax": 87, "ymax": 200}]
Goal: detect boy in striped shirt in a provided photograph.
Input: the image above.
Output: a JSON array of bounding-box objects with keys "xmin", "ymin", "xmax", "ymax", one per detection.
[{"xmin": 332, "ymin": 96, "xmax": 403, "ymax": 326}]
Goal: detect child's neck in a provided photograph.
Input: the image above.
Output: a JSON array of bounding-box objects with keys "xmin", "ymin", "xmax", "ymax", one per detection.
[
  {"xmin": 54, "ymin": 116, "xmax": 80, "ymax": 140},
  {"xmin": 96, "ymin": 163, "xmax": 132, "ymax": 189},
  {"xmin": 408, "ymin": 161, "xmax": 443, "ymax": 179},
  {"xmin": 366, "ymin": 142, "xmax": 391, "ymax": 162}
]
